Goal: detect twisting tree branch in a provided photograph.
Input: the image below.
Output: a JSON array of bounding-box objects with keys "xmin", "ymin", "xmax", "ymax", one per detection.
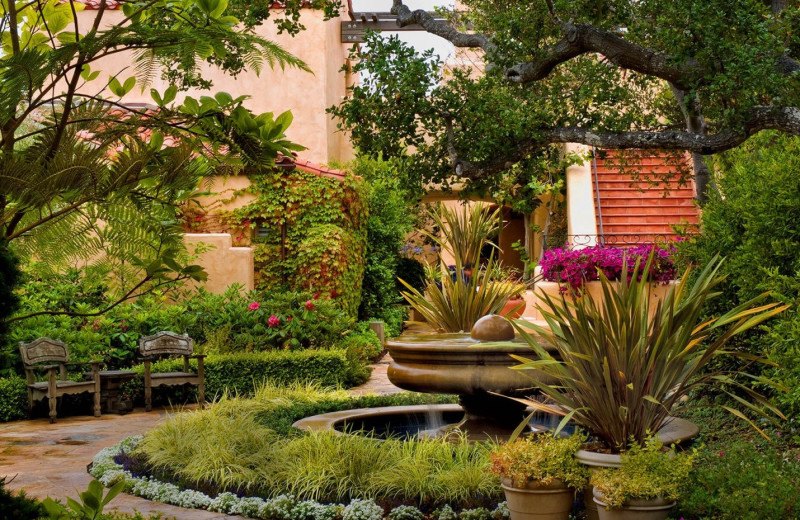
[
  {"xmin": 454, "ymin": 106, "xmax": 800, "ymax": 179},
  {"xmin": 391, "ymin": 0, "xmax": 492, "ymax": 50}
]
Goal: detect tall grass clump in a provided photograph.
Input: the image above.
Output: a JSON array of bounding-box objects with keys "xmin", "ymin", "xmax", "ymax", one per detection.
[{"xmin": 140, "ymin": 402, "xmax": 278, "ymax": 493}]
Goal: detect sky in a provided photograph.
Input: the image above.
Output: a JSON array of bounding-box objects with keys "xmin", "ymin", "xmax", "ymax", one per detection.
[{"xmin": 349, "ymin": 0, "xmax": 456, "ymax": 61}]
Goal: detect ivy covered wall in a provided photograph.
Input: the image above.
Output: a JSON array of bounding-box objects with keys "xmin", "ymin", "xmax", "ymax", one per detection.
[{"xmin": 203, "ymin": 168, "xmax": 368, "ymax": 317}]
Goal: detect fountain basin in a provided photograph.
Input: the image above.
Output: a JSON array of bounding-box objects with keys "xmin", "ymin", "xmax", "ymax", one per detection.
[
  {"xmin": 384, "ymin": 326, "xmax": 558, "ymax": 440},
  {"xmin": 386, "ymin": 334, "xmax": 544, "ymax": 396}
]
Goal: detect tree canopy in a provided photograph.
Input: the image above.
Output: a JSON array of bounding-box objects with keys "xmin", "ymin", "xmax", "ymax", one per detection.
[
  {"xmin": 0, "ymin": 0, "xmax": 339, "ymax": 316},
  {"xmin": 332, "ymin": 0, "xmax": 800, "ymax": 203}
]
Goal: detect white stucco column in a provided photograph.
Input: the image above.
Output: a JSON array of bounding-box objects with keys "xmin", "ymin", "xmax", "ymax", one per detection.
[{"xmin": 564, "ymin": 143, "xmax": 598, "ymax": 248}]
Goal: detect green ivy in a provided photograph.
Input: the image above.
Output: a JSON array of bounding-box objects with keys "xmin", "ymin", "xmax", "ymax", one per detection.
[{"xmin": 221, "ymin": 168, "xmax": 368, "ymax": 317}]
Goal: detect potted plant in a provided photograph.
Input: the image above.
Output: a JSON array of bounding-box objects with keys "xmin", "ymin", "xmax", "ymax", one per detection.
[
  {"xmin": 507, "ymin": 255, "xmax": 786, "ymax": 518},
  {"xmin": 489, "ymin": 433, "xmax": 588, "ymax": 520},
  {"xmin": 399, "ymin": 203, "xmax": 523, "ymax": 332},
  {"xmin": 511, "ymin": 255, "xmax": 787, "ymax": 452},
  {"xmin": 590, "ymin": 438, "xmax": 694, "ymax": 520}
]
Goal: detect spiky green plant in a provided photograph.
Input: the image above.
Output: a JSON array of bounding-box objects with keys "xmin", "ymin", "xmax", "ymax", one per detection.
[
  {"xmin": 422, "ymin": 203, "xmax": 501, "ymax": 271},
  {"xmin": 510, "ymin": 255, "xmax": 788, "ymax": 451},
  {"xmin": 400, "ymin": 203, "xmax": 523, "ymax": 332}
]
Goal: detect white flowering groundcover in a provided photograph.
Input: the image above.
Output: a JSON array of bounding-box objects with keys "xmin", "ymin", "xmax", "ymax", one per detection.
[{"xmin": 90, "ymin": 437, "xmax": 511, "ymax": 520}]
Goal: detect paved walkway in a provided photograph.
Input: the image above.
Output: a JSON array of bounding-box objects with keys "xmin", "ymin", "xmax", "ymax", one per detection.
[
  {"xmin": 0, "ymin": 358, "xmax": 401, "ymax": 519},
  {"xmin": 349, "ymin": 352, "xmax": 402, "ymax": 396}
]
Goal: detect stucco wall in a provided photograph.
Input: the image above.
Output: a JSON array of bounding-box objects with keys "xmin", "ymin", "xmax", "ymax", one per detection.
[
  {"xmin": 76, "ymin": 8, "xmax": 354, "ymax": 165},
  {"xmin": 184, "ymin": 233, "xmax": 254, "ymax": 293}
]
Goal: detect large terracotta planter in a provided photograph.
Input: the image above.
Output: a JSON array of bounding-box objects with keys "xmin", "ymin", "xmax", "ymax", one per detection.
[
  {"xmin": 521, "ymin": 281, "xmax": 676, "ymax": 321},
  {"xmin": 501, "ymin": 478, "xmax": 574, "ymax": 520},
  {"xmin": 592, "ymin": 488, "xmax": 675, "ymax": 520},
  {"xmin": 501, "ymin": 297, "xmax": 527, "ymax": 319}
]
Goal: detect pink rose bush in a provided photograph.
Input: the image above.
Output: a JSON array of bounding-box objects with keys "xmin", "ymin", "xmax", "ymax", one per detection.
[{"xmin": 539, "ymin": 244, "xmax": 677, "ymax": 292}]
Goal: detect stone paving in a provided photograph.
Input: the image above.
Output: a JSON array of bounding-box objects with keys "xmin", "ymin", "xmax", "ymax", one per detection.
[{"xmin": 0, "ymin": 357, "xmax": 402, "ymax": 519}]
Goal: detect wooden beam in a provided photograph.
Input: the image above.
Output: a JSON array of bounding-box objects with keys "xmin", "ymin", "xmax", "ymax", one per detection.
[{"xmin": 341, "ymin": 12, "xmax": 449, "ymax": 43}]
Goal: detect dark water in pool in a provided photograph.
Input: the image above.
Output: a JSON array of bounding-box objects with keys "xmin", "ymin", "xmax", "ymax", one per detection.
[{"xmin": 333, "ymin": 408, "xmax": 576, "ymax": 439}]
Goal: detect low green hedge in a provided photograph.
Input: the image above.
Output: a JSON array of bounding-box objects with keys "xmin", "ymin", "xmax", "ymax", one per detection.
[
  {"xmin": 0, "ymin": 350, "xmax": 371, "ymax": 422},
  {"xmin": 124, "ymin": 349, "xmax": 369, "ymax": 404},
  {"xmin": 0, "ymin": 376, "xmax": 27, "ymax": 422}
]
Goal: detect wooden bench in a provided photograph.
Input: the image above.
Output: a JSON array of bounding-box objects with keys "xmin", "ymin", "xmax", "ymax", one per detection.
[
  {"xmin": 19, "ymin": 338, "xmax": 101, "ymax": 423},
  {"xmin": 139, "ymin": 331, "xmax": 205, "ymax": 411}
]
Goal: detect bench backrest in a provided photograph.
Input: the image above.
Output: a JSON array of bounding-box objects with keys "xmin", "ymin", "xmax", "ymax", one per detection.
[
  {"xmin": 19, "ymin": 338, "xmax": 69, "ymax": 366},
  {"xmin": 139, "ymin": 331, "xmax": 193, "ymax": 358}
]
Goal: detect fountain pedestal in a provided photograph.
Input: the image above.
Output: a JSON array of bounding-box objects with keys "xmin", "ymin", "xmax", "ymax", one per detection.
[{"xmin": 387, "ymin": 316, "xmax": 555, "ymax": 441}]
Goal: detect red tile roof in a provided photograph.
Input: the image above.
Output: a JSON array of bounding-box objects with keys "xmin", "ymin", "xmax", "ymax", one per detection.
[{"xmin": 275, "ymin": 153, "xmax": 349, "ymax": 182}]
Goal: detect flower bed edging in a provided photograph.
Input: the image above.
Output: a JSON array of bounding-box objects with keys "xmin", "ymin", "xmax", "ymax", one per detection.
[{"xmin": 90, "ymin": 437, "xmax": 512, "ymax": 520}]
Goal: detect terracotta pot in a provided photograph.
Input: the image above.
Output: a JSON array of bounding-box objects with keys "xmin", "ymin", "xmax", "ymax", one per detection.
[
  {"xmin": 592, "ymin": 488, "xmax": 675, "ymax": 520},
  {"xmin": 501, "ymin": 478, "xmax": 574, "ymax": 520},
  {"xmin": 500, "ymin": 297, "xmax": 527, "ymax": 319}
]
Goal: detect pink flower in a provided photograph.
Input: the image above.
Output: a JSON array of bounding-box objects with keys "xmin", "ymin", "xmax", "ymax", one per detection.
[
  {"xmin": 718, "ymin": 451, "xmax": 724, "ymax": 457},
  {"xmin": 305, "ymin": 300, "xmax": 315, "ymax": 311},
  {"xmin": 248, "ymin": 302, "xmax": 260, "ymax": 311},
  {"xmin": 268, "ymin": 315, "xmax": 280, "ymax": 327}
]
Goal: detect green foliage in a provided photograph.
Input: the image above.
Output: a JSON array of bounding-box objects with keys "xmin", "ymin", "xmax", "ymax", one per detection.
[
  {"xmin": 676, "ymin": 440, "xmax": 800, "ymax": 520},
  {"xmin": 590, "ymin": 438, "xmax": 694, "ymax": 509},
  {"xmin": 0, "ymin": 376, "xmax": 27, "ymax": 422},
  {"xmin": 400, "ymin": 204, "xmax": 523, "ymax": 332},
  {"xmin": 488, "ymin": 433, "xmax": 589, "ymax": 489},
  {"xmin": 331, "ymin": 4, "xmax": 799, "ymax": 202},
  {"xmin": 0, "ymin": 241, "xmax": 20, "ymax": 344},
  {"xmin": 221, "ymin": 167, "xmax": 368, "ymax": 317},
  {"xmin": 679, "ymin": 133, "xmax": 800, "ymax": 417},
  {"xmin": 0, "ymin": 476, "xmax": 45, "ymax": 520},
  {"xmin": 139, "ymin": 385, "xmax": 493, "ymax": 509},
  {"xmin": 43, "ymin": 480, "xmax": 124, "ymax": 520},
  {"xmin": 514, "ymin": 256, "xmax": 787, "ymax": 450},
  {"xmin": 351, "ymin": 157, "xmax": 418, "ymax": 329},
  {"xmin": 126, "ymin": 349, "xmax": 365, "ymax": 403},
  {"xmin": 0, "ymin": 0, "xmax": 317, "ymax": 337},
  {"xmin": 4, "ymin": 266, "xmax": 358, "ymax": 371}
]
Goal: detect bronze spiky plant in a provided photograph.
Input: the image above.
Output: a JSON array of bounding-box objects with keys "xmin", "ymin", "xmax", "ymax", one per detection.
[{"xmin": 511, "ymin": 255, "xmax": 788, "ymax": 451}]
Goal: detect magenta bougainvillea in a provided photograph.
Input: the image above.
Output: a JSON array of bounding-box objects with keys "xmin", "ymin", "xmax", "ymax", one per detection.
[{"xmin": 539, "ymin": 244, "xmax": 677, "ymax": 292}]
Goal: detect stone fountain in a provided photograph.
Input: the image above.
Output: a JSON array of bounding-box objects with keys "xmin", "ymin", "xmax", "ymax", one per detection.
[
  {"xmin": 384, "ymin": 315, "xmax": 554, "ymax": 440},
  {"xmin": 294, "ymin": 314, "xmax": 698, "ymax": 444}
]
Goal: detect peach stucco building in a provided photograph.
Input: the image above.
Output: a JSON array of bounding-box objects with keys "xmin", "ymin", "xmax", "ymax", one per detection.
[{"xmin": 76, "ymin": 2, "xmax": 698, "ymax": 295}]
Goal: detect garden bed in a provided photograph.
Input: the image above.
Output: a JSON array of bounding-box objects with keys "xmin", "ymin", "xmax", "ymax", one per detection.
[{"xmin": 88, "ymin": 385, "xmax": 515, "ymax": 520}]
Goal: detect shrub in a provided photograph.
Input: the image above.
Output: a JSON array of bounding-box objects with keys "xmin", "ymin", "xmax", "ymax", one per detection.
[
  {"xmin": 5, "ymin": 270, "xmax": 357, "ymax": 371},
  {"xmin": 353, "ymin": 158, "xmax": 417, "ymax": 329},
  {"xmin": 539, "ymin": 244, "xmax": 676, "ymax": 292},
  {"xmin": 123, "ymin": 350, "xmax": 366, "ymax": 405},
  {"xmin": 489, "ymin": 434, "xmax": 588, "ymax": 489},
  {"xmin": 590, "ymin": 438, "xmax": 694, "ymax": 509},
  {"xmin": 676, "ymin": 440, "xmax": 800, "ymax": 520},
  {"xmin": 678, "ymin": 132, "xmax": 800, "ymax": 416},
  {"xmin": 0, "ymin": 477, "xmax": 44, "ymax": 519},
  {"xmin": 0, "ymin": 376, "xmax": 27, "ymax": 422}
]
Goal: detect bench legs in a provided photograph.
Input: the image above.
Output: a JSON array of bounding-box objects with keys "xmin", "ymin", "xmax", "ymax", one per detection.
[{"xmin": 48, "ymin": 395, "xmax": 57, "ymax": 423}]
